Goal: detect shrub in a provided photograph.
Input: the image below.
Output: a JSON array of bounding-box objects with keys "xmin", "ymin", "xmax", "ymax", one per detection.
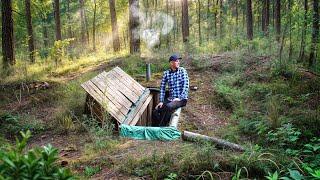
[
  {"xmin": 0, "ymin": 113, "xmax": 45, "ymax": 139},
  {"xmin": 0, "ymin": 131, "xmax": 74, "ymax": 179}
]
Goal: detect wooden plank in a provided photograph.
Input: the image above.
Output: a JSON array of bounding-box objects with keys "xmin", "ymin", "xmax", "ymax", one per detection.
[
  {"xmin": 100, "ymin": 71, "xmax": 139, "ymax": 103},
  {"xmin": 84, "ymin": 80, "xmax": 126, "ymax": 123},
  {"xmin": 81, "ymin": 83, "xmax": 104, "ymax": 107},
  {"xmin": 147, "ymin": 98, "xmax": 153, "ymax": 126},
  {"xmin": 108, "ymin": 70, "xmax": 141, "ymax": 98},
  {"xmin": 129, "ymin": 94, "xmax": 153, "ymax": 125},
  {"xmin": 92, "ymin": 74, "xmax": 131, "ymax": 110},
  {"xmin": 113, "ymin": 67, "xmax": 145, "ymax": 94},
  {"xmin": 122, "ymin": 89, "xmax": 150, "ymax": 125},
  {"xmin": 84, "ymin": 81, "xmax": 124, "ymax": 120},
  {"xmin": 105, "ymin": 71, "xmax": 140, "ymax": 102},
  {"xmin": 96, "ymin": 73, "xmax": 132, "ymax": 108},
  {"xmin": 113, "ymin": 67, "xmax": 144, "ymax": 96},
  {"xmin": 90, "ymin": 77, "xmax": 129, "ymax": 115},
  {"xmin": 110, "ymin": 69, "xmax": 143, "ymax": 97}
]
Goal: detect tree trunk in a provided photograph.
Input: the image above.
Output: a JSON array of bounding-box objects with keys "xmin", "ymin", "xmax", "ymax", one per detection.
[
  {"xmin": 129, "ymin": 0, "xmax": 140, "ymax": 54},
  {"xmin": 182, "ymin": 131, "xmax": 245, "ymax": 152},
  {"xmin": 235, "ymin": 0, "xmax": 239, "ymax": 29},
  {"xmin": 2, "ymin": 0, "xmax": 15, "ymax": 69},
  {"xmin": 198, "ymin": 0, "xmax": 201, "ymax": 45},
  {"xmin": 214, "ymin": 0, "xmax": 218, "ymax": 37},
  {"xmin": 288, "ymin": 0, "xmax": 293, "ymax": 60},
  {"xmin": 25, "ymin": 0, "xmax": 35, "ymax": 63},
  {"xmin": 219, "ymin": 0, "xmax": 223, "ymax": 38},
  {"xmin": 166, "ymin": 0, "xmax": 170, "ymax": 47},
  {"xmin": 66, "ymin": 0, "xmax": 73, "ymax": 38},
  {"xmin": 79, "ymin": 0, "xmax": 86, "ymax": 44},
  {"xmin": 84, "ymin": 6, "xmax": 90, "ymax": 44},
  {"xmin": 299, "ymin": 0, "xmax": 308, "ymax": 62},
  {"xmin": 93, "ymin": 0, "xmax": 97, "ymax": 51},
  {"xmin": 264, "ymin": 0, "xmax": 270, "ymax": 35},
  {"xmin": 246, "ymin": 0, "xmax": 253, "ymax": 40},
  {"xmin": 309, "ymin": 0, "xmax": 319, "ymax": 67},
  {"xmin": 206, "ymin": 0, "xmax": 210, "ymax": 41},
  {"xmin": 173, "ymin": 1, "xmax": 176, "ymax": 42},
  {"xmin": 53, "ymin": 0, "xmax": 62, "ymax": 40},
  {"xmin": 275, "ymin": 0, "xmax": 281, "ymax": 41},
  {"xmin": 181, "ymin": 0, "xmax": 189, "ymax": 42},
  {"xmin": 109, "ymin": 0, "xmax": 120, "ymax": 52},
  {"xmin": 42, "ymin": 20, "xmax": 49, "ymax": 48}
]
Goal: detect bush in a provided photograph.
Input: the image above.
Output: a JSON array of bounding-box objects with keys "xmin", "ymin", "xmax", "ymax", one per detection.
[
  {"xmin": 0, "ymin": 113, "xmax": 45, "ymax": 139},
  {"xmin": 0, "ymin": 131, "xmax": 74, "ymax": 179}
]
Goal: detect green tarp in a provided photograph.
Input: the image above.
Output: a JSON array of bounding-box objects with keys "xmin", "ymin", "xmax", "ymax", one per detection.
[{"xmin": 120, "ymin": 124, "xmax": 181, "ymax": 141}]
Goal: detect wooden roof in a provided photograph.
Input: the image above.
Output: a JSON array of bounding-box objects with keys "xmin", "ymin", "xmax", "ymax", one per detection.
[{"xmin": 81, "ymin": 67, "xmax": 152, "ymax": 125}]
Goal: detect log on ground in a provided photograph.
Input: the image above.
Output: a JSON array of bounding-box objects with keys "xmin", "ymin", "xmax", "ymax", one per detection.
[{"xmin": 182, "ymin": 131, "xmax": 245, "ymax": 152}]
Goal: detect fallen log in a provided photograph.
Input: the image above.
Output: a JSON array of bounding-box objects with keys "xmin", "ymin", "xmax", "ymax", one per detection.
[{"xmin": 182, "ymin": 131, "xmax": 245, "ymax": 152}]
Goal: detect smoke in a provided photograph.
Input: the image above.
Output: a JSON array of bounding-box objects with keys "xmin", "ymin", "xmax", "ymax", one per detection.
[{"xmin": 129, "ymin": 2, "xmax": 174, "ymax": 49}]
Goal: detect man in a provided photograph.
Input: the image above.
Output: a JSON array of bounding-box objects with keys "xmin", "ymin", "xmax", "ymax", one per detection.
[{"xmin": 154, "ymin": 54, "xmax": 189, "ymax": 126}]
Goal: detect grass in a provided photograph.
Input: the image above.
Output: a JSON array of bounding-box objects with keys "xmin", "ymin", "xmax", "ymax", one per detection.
[{"xmin": 0, "ymin": 36, "xmax": 318, "ymax": 179}]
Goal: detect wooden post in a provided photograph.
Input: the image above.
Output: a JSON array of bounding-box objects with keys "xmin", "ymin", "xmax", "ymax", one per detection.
[
  {"xmin": 146, "ymin": 63, "xmax": 151, "ymax": 81},
  {"xmin": 182, "ymin": 131, "xmax": 245, "ymax": 151}
]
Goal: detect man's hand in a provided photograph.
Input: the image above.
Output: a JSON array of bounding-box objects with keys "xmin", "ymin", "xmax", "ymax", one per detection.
[
  {"xmin": 155, "ymin": 102, "xmax": 163, "ymax": 109},
  {"xmin": 172, "ymin": 98, "xmax": 181, "ymax": 102}
]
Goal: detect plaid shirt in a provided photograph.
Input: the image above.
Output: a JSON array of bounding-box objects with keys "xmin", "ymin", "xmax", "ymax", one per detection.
[{"xmin": 159, "ymin": 67, "xmax": 189, "ymax": 102}]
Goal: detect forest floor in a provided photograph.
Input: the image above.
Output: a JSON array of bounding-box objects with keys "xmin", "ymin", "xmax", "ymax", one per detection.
[{"xmin": 0, "ymin": 53, "xmax": 243, "ymax": 179}]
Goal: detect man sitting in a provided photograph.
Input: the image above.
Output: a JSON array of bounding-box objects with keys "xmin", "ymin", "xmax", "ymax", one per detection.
[{"xmin": 153, "ymin": 54, "xmax": 189, "ymax": 126}]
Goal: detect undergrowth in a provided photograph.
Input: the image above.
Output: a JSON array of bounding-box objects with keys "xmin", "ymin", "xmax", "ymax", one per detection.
[{"xmin": 211, "ymin": 50, "xmax": 320, "ymax": 178}]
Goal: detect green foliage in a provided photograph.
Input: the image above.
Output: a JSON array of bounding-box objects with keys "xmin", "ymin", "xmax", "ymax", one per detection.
[
  {"xmin": 265, "ymin": 171, "xmax": 279, "ymax": 180},
  {"xmin": 231, "ymin": 145, "xmax": 280, "ymax": 177},
  {"xmin": 213, "ymin": 74, "xmax": 243, "ymax": 110},
  {"xmin": 50, "ymin": 39, "xmax": 74, "ymax": 67},
  {"xmin": 120, "ymin": 151, "xmax": 174, "ymax": 178},
  {"xmin": 165, "ymin": 172, "xmax": 178, "ymax": 180},
  {"xmin": 84, "ymin": 166, "xmax": 101, "ymax": 177},
  {"xmin": 0, "ymin": 113, "xmax": 45, "ymax": 139},
  {"xmin": 267, "ymin": 123, "xmax": 301, "ymax": 147},
  {"xmin": 0, "ymin": 131, "xmax": 74, "ymax": 179}
]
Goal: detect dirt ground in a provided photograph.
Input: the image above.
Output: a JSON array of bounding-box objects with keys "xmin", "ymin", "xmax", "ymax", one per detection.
[{"xmin": 1, "ymin": 54, "xmax": 233, "ymax": 179}]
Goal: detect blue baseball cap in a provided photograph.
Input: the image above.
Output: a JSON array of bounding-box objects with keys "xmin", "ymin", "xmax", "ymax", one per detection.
[{"xmin": 169, "ymin": 54, "xmax": 182, "ymax": 62}]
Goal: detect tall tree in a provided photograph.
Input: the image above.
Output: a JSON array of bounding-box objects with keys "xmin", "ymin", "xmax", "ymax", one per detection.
[
  {"xmin": 206, "ymin": 0, "xmax": 210, "ymax": 40},
  {"xmin": 93, "ymin": 0, "xmax": 97, "ymax": 51},
  {"xmin": 246, "ymin": 0, "xmax": 253, "ymax": 40},
  {"xmin": 299, "ymin": 0, "xmax": 308, "ymax": 62},
  {"xmin": 25, "ymin": 0, "xmax": 35, "ymax": 63},
  {"xmin": 129, "ymin": 0, "xmax": 140, "ymax": 54},
  {"xmin": 79, "ymin": 0, "xmax": 87, "ymax": 44},
  {"xmin": 109, "ymin": 0, "xmax": 120, "ymax": 52},
  {"xmin": 262, "ymin": 0, "xmax": 270, "ymax": 35},
  {"xmin": 181, "ymin": 0, "xmax": 189, "ymax": 42},
  {"xmin": 219, "ymin": 0, "xmax": 223, "ymax": 38},
  {"xmin": 53, "ymin": 0, "xmax": 62, "ymax": 40},
  {"xmin": 197, "ymin": 0, "xmax": 201, "ymax": 45},
  {"xmin": 66, "ymin": 0, "xmax": 73, "ymax": 38},
  {"xmin": 2, "ymin": 0, "xmax": 15, "ymax": 69},
  {"xmin": 275, "ymin": 0, "xmax": 281, "ymax": 41},
  {"xmin": 309, "ymin": 0, "xmax": 319, "ymax": 67},
  {"xmin": 288, "ymin": 0, "xmax": 293, "ymax": 59},
  {"xmin": 214, "ymin": 0, "xmax": 218, "ymax": 37}
]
